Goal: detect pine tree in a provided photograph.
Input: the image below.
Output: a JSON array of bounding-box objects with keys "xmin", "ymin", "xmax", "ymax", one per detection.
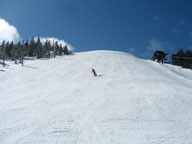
[
  {"xmin": 5, "ymin": 41, "xmax": 10, "ymax": 57},
  {"xmin": 58, "ymin": 44, "xmax": 63, "ymax": 55},
  {"xmin": 28, "ymin": 37, "xmax": 36, "ymax": 56},
  {"xmin": 63, "ymin": 45, "xmax": 70, "ymax": 54},
  {"xmin": 176, "ymin": 49, "xmax": 185, "ymax": 57},
  {"xmin": 0, "ymin": 41, "xmax": 6, "ymax": 67},
  {"xmin": 25, "ymin": 40, "xmax": 29, "ymax": 57},
  {"xmin": 55, "ymin": 41, "xmax": 59, "ymax": 56},
  {"xmin": 44, "ymin": 40, "xmax": 51, "ymax": 57},
  {"xmin": 11, "ymin": 43, "xmax": 18, "ymax": 64},
  {"xmin": 52, "ymin": 40, "xmax": 56, "ymax": 58},
  {"xmin": 9, "ymin": 41, "xmax": 14, "ymax": 58},
  {"xmin": 20, "ymin": 40, "xmax": 26, "ymax": 66},
  {"xmin": 172, "ymin": 49, "xmax": 192, "ymax": 68},
  {"xmin": 36, "ymin": 34, "xmax": 43, "ymax": 59},
  {"xmin": 0, "ymin": 34, "xmax": 73, "ymax": 65},
  {"xmin": 17, "ymin": 41, "xmax": 22, "ymax": 64}
]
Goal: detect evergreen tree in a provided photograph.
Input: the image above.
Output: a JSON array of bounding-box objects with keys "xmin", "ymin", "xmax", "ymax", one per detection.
[
  {"xmin": 20, "ymin": 40, "xmax": 26, "ymax": 66},
  {"xmin": 58, "ymin": 44, "xmax": 63, "ymax": 55},
  {"xmin": 11, "ymin": 43, "xmax": 18, "ymax": 64},
  {"xmin": 0, "ymin": 41, "xmax": 6, "ymax": 67},
  {"xmin": 36, "ymin": 34, "xmax": 43, "ymax": 59},
  {"xmin": 17, "ymin": 41, "xmax": 22, "ymax": 64},
  {"xmin": 25, "ymin": 40, "xmax": 29, "ymax": 57},
  {"xmin": 0, "ymin": 34, "xmax": 73, "ymax": 65},
  {"xmin": 5, "ymin": 41, "xmax": 10, "ymax": 57},
  {"xmin": 52, "ymin": 40, "xmax": 56, "ymax": 58},
  {"xmin": 28, "ymin": 37, "xmax": 36, "ymax": 56},
  {"xmin": 63, "ymin": 45, "xmax": 70, "ymax": 54},
  {"xmin": 8, "ymin": 41, "xmax": 14, "ymax": 58},
  {"xmin": 44, "ymin": 40, "xmax": 51, "ymax": 57},
  {"xmin": 172, "ymin": 49, "xmax": 192, "ymax": 68},
  {"xmin": 176, "ymin": 49, "xmax": 185, "ymax": 57},
  {"xmin": 55, "ymin": 41, "xmax": 59, "ymax": 55}
]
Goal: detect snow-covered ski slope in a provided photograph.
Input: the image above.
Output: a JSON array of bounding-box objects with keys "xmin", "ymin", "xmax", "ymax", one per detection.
[{"xmin": 1, "ymin": 50, "xmax": 192, "ymax": 144}]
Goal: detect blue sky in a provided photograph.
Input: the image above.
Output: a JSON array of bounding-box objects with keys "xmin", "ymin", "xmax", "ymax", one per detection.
[{"xmin": 1, "ymin": 0, "xmax": 192, "ymax": 59}]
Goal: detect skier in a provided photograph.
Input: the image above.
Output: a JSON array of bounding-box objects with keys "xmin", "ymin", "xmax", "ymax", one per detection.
[{"xmin": 92, "ymin": 68, "xmax": 97, "ymax": 76}]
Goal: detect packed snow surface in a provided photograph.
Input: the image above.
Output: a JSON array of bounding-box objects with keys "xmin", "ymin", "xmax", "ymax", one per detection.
[{"xmin": 1, "ymin": 50, "xmax": 192, "ymax": 144}]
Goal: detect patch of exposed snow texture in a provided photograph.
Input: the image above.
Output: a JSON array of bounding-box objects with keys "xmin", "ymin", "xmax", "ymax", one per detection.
[{"xmin": 0, "ymin": 50, "xmax": 192, "ymax": 144}]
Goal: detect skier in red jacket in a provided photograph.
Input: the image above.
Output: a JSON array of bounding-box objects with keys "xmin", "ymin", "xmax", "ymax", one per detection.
[{"xmin": 92, "ymin": 68, "xmax": 97, "ymax": 76}]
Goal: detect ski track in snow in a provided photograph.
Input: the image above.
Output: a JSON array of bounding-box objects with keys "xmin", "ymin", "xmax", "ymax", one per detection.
[{"xmin": 0, "ymin": 50, "xmax": 192, "ymax": 144}]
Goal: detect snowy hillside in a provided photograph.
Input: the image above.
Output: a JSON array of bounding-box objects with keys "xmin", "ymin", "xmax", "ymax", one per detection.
[{"xmin": 1, "ymin": 50, "xmax": 192, "ymax": 144}]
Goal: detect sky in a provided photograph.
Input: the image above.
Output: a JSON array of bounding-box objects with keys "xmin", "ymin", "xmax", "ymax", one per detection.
[{"xmin": 0, "ymin": 0, "xmax": 192, "ymax": 59}]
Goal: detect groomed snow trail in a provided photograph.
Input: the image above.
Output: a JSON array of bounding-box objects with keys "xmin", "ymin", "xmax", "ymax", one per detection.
[{"xmin": 1, "ymin": 50, "xmax": 192, "ymax": 144}]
